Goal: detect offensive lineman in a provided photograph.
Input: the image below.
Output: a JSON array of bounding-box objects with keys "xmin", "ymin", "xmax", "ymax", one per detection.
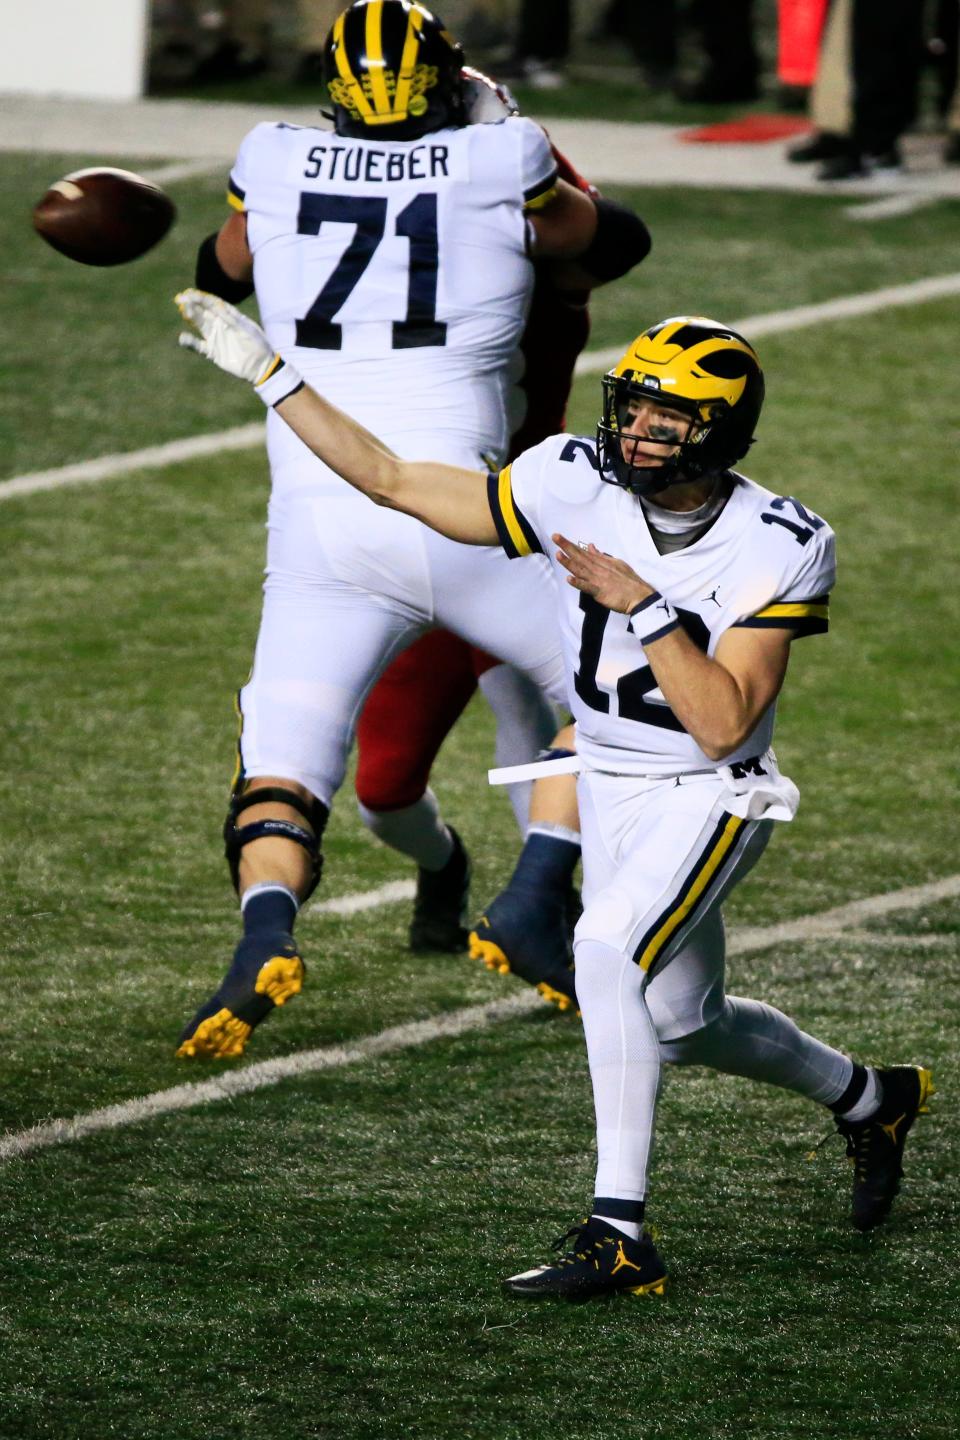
[
  {"xmin": 351, "ymin": 79, "xmax": 597, "ymax": 961},
  {"xmin": 176, "ymin": 0, "xmax": 651, "ymax": 1060},
  {"xmin": 176, "ymin": 291, "xmax": 933, "ymax": 1298}
]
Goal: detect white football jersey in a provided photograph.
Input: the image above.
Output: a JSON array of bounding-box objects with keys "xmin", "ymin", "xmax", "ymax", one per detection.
[
  {"xmin": 487, "ymin": 435, "xmax": 835, "ymax": 775},
  {"xmin": 228, "ymin": 116, "xmax": 558, "ymax": 475}
]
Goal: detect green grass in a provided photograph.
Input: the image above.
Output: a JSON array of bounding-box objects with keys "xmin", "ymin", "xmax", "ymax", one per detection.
[
  {"xmin": 1, "ymin": 150, "xmax": 957, "ymax": 1440},
  {"xmin": 151, "ymin": 65, "xmax": 777, "ymax": 127}
]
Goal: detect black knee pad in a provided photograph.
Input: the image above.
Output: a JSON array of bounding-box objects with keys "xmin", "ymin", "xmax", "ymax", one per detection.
[{"xmin": 224, "ymin": 785, "xmax": 329, "ymax": 899}]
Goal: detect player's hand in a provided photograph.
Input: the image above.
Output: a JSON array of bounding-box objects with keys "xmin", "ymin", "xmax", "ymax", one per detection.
[
  {"xmin": 553, "ymin": 533, "xmax": 655, "ymax": 614},
  {"xmin": 175, "ymin": 288, "xmax": 277, "ymax": 385}
]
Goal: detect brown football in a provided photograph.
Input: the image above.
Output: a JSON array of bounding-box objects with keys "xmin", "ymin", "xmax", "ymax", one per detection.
[{"xmin": 32, "ymin": 167, "xmax": 177, "ymax": 267}]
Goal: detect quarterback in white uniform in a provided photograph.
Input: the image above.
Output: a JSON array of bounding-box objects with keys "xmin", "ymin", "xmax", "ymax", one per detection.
[
  {"xmin": 176, "ymin": 295, "xmax": 933, "ymax": 1300},
  {"xmin": 177, "ymin": 0, "xmax": 652, "ymax": 1061}
]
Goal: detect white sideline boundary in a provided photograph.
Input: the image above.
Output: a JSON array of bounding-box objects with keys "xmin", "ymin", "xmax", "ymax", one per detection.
[
  {"xmin": 2, "ymin": 872, "xmax": 955, "ymax": 1163},
  {"xmin": 5, "ymin": 271, "xmax": 960, "ymax": 503}
]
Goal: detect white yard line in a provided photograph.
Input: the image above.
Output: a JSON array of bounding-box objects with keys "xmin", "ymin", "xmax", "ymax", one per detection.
[
  {"xmin": 844, "ymin": 193, "xmax": 943, "ymax": 223},
  {"xmin": 822, "ymin": 929, "xmax": 948, "ymax": 949},
  {"xmin": 0, "ymin": 424, "xmax": 265, "ymax": 501},
  {"xmin": 1, "ymin": 872, "xmax": 954, "ymax": 1163},
  {"xmin": 139, "ymin": 159, "xmax": 226, "ymax": 185},
  {"xmin": 310, "ymin": 878, "xmax": 415, "ymax": 917},
  {"xmin": 575, "ymin": 272, "xmax": 960, "ymax": 376},
  {"xmin": 726, "ymin": 873, "xmax": 960, "ymax": 956},
  {"xmin": 5, "ymin": 270, "xmax": 960, "ymax": 505}
]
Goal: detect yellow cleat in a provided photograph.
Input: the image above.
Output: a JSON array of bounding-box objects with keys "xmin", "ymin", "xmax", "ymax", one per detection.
[
  {"xmin": 468, "ymin": 932, "xmax": 511, "ymax": 975},
  {"xmin": 176, "ymin": 1009, "xmax": 253, "ymax": 1060},
  {"xmin": 177, "ymin": 934, "xmax": 305, "ymax": 1060},
  {"xmin": 468, "ymin": 908, "xmax": 578, "ymax": 1014},
  {"xmin": 536, "ymin": 979, "xmax": 579, "ymax": 1015},
  {"xmin": 255, "ymin": 955, "xmax": 305, "ymax": 1007}
]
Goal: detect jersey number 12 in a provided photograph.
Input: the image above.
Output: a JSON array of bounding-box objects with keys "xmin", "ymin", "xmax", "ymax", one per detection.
[
  {"xmin": 295, "ymin": 191, "xmax": 446, "ymax": 351},
  {"xmin": 574, "ymin": 594, "xmax": 710, "ymax": 732}
]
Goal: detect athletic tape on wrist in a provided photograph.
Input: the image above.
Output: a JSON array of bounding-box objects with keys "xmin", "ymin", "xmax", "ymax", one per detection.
[
  {"xmin": 627, "ymin": 591, "xmax": 679, "ymax": 645},
  {"xmin": 255, "ymin": 355, "xmax": 305, "ymax": 408}
]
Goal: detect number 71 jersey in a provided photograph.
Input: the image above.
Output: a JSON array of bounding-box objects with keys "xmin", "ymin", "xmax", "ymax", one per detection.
[
  {"xmin": 227, "ymin": 115, "xmax": 558, "ymax": 452},
  {"xmin": 487, "ymin": 435, "xmax": 836, "ymax": 776}
]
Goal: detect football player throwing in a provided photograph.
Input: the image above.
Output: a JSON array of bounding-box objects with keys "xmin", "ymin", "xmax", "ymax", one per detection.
[{"xmin": 177, "ymin": 290, "xmax": 933, "ymax": 1296}]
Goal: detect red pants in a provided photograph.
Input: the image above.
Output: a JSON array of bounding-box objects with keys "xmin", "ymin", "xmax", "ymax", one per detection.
[
  {"xmin": 354, "ymin": 631, "xmax": 498, "ymax": 811},
  {"xmin": 355, "ymin": 142, "xmax": 597, "ymax": 816}
]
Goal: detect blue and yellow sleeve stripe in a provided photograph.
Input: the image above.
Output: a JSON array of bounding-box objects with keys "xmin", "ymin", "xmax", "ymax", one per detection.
[
  {"xmin": 523, "ymin": 168, "xmax": 559, "ymax": 211},
  {"xmin": 734, "ymin": 594, "xmax": 830, "ymax": 638},
  {"xmin": 486, "ymin": 466, "xmax": 544, "ymax": 559},
  {"xmin": 227, "ymin": 177, "xmax": 246, "ymax": 212}
]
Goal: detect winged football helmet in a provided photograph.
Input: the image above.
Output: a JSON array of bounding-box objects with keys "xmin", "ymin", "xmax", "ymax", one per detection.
[
  {"xmin": 325, "ymin": 1, "xmax": 466, "ymax": 140},
  {"xmin": 597, "ymin": 317, "xmax": 764, "ymax": 497}
]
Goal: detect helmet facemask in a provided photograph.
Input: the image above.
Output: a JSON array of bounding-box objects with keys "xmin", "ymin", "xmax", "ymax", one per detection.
[
  {"xmin": 596, "ymin": 319, "xmax": 765, "ymax": 498},
  {"xmin": 598, "ymin": 376, "xmax": 724, "ymax": 497}
]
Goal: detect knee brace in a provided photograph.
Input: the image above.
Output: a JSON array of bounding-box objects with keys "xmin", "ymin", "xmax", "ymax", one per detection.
[{"xmin": 223, "ymin": 786, "xmax": 329, "ymax": 899}]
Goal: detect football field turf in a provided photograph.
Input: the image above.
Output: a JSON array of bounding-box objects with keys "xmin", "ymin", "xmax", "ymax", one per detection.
[{"xmin": 1, "ymin": 153, "xmax": 958, "ymax": 1439}]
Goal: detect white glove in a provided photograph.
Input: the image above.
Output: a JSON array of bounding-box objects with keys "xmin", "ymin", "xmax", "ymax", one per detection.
[{"xmin": 175, "ymin": 288, "xmax": 303, "ymax": 406}]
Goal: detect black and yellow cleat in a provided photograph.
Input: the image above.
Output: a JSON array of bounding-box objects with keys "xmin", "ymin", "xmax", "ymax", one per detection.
[
  {"xmin": 469, "ymin": 888, "xmax": 578, "ymax": 1013},
  {"xmin": 177, "ymin": 931, "xmax": 304, "ymax": 1059},
  {"xmin": 504, "ymin": 1217, "xmax": 667, "ymax": 1302},
  {"xmin": 835, "ymin": 1064, "xmax": 934, "ymax": 1231},
  {"xmin": 409, "ymin": 827, "xmax": 471, "ymax": 953}
]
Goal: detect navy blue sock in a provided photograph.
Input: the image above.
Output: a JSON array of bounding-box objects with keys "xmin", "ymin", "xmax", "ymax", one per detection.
[
  {"xmin": 593, "ymin": 1195, "xmax": 645, "ymax": 1223},
  {"xmin": 508, "ymin": 832, "xmax": 580, "ymax": 898},
  {"xmin": 242, "ymin": 887, "xmax": 298, "ymax": 937}
]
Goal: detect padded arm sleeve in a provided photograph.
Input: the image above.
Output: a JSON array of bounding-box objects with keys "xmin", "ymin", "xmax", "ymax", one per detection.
[
  {"xmin": 577, "ymin": 197, "xmax": 651, "ymax": 283},
  {"xmin": 195, "ymin": 232, "xmax": 255, "ymax": 305}
]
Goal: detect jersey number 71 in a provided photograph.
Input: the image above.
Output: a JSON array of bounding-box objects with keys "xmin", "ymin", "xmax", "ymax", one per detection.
[{"xmin": 295, "ymin": 191, "xmax": 446, "ymax": 351}]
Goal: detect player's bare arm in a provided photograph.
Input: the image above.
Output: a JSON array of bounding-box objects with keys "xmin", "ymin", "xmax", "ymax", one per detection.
[
  {"xmin": 176, "ymin": 289, "xmax": 498, "ymax": 547},
  {"xmin": 554, "ymin": 534, "xmax": 792, "ymax": 761},
  {"xmin": 214, "ymin": 210, "xmax": 253, "ymax": 283},
  {"xmin": 528, "ymin": 182, "xmax": 651, "ymax": 292},
  {"xmin": 194, "ymin": 210, "xmax": 254, "ymax": 303},
  {"xmin": 526, "ymin": 180, "xmax": 597, "ymax": 258},
  {"xmin": 275, "ymin": 386, "xmax": 497, "ymax": 544}
]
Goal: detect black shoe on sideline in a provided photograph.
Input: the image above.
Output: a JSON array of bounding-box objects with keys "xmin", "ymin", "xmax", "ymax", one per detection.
[{"xmin": 788, "ymin": 131, "xmax": 849, "ymax": 164}]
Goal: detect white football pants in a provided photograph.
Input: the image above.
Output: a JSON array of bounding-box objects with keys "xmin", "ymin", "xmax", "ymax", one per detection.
[
  {"xmin": 236, "ymin": 477, "xmax": 565, "ymax": 806},
  {"xmin": 573, "ymin": 770, "xmax": 854, "ymax": 1207}
]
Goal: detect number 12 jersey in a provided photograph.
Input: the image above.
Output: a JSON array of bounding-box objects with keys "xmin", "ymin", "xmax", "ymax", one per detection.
[{"xmin": 487, "ymin": 434, "xmax": 836, "ymax": 776}]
